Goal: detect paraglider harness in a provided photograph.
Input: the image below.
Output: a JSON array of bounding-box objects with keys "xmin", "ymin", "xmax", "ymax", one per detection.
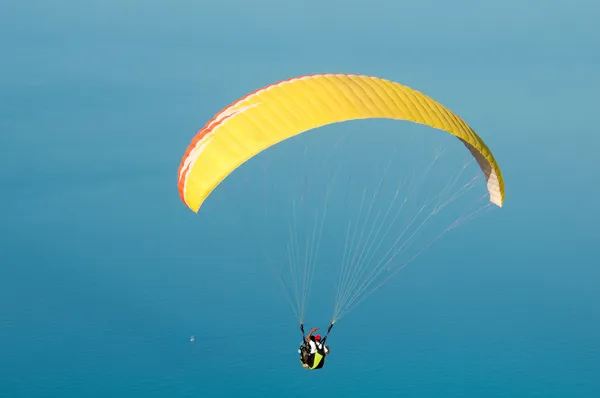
[{"xmin": 299, "ymin": 323, "xmax": 334, "ymax": 370}]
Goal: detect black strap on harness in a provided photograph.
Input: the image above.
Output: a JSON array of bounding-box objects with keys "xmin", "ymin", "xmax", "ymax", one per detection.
[
  {"xmin": 300, "ymin": 324, "xmax": 307, "ymax": 344},
  {"xmin": 321, "ymin": 322, "xmax": 334, "ymax": 344}
]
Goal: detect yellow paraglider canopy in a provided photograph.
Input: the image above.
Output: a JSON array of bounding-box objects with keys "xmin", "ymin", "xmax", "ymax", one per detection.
[{"xmin": 177, "ymin": 73, "xmax": 504, "ymax": 212}]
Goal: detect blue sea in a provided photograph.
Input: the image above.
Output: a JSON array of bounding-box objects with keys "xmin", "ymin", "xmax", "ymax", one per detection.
[{"xmin": 1, "ymin": 1, "xmax": 599, "ymax": 397}]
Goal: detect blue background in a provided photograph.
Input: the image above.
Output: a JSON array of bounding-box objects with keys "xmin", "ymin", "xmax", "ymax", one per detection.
[{"xmin": 1, "ymin": 1, "xmax": 598, "ymax": 397}]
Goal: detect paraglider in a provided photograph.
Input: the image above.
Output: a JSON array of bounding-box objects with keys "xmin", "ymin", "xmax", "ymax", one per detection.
[
  {"xmin": 298, "ymin": 324, "xmax": 332, "ymax": 370},
  {"xmin": 177, "ymin": 73, "xmax": 505, "ymax": 370}
]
